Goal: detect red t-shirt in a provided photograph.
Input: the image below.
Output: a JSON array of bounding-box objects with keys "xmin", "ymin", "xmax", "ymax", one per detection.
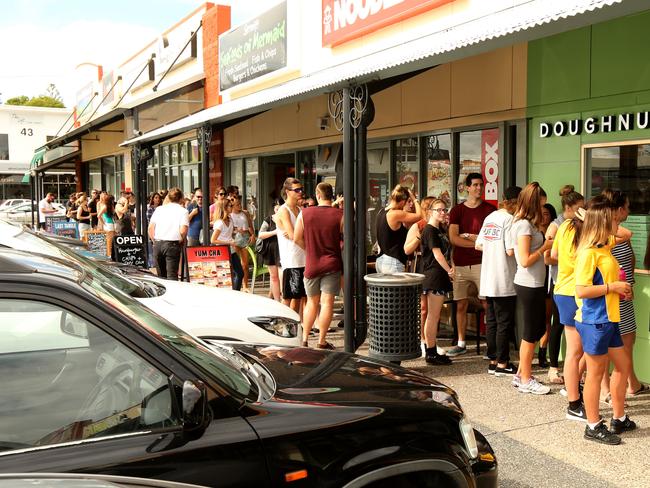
[
  {"xmin": 302, "ymin": 206, "xmax": 343, "ymax": 279},
  {"xmin": 448, "ymin": 200, "xmax": 495, "ymax": 266}
]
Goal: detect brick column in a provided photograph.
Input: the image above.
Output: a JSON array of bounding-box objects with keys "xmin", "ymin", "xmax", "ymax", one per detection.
[{"xmin": 202, "ymin": 4, "xmax": 231, "ymax": 109}]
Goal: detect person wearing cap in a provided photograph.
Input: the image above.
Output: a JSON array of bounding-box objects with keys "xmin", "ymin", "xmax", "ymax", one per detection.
[{"xmin": 476, "ymin": 186, "xmax": 521, "ymax": 377}]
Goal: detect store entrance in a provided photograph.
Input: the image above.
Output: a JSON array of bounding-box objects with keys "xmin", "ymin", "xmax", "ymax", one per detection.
[{"xmin": 260, "ymin": 153, "xmax": 296, "ymax": 222}]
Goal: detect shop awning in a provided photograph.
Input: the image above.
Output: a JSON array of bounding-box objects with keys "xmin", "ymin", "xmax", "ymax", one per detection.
[
  {"xmin": 21, "ymin": 149, "xmax": 46, "ymax": 183},
  {"xmin": 42, "ymin": 108, "xmax": 127, "ymax": 151},
  {"xmin": 121, "ymin": 0, "xmax": 646, "ymax": 147}
]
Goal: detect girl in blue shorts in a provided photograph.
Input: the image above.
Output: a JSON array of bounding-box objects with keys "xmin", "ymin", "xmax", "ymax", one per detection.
[{"xmin": 574, "ymin": 195, "xmax": 634, "ymax": 445}]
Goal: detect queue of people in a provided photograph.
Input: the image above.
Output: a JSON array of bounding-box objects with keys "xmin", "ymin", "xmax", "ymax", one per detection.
[
  {"xmin": 63, "ymin": 188, "xmax": 136, "ymax": 236},
  {"xmin": 373, "ymin": 173, "xmax": 645, "ymax": 446}
]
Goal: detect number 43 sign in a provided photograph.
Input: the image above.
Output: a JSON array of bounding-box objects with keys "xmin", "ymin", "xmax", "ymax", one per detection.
[{"xmin": 20, "ymin": 128, "xmax": 34, "ymax": 136}]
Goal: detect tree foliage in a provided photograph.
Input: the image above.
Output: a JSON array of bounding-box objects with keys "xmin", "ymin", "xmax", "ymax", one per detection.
[{"xmin": 3, "ymin": 84, "xmax": 65, "ymax": 108}]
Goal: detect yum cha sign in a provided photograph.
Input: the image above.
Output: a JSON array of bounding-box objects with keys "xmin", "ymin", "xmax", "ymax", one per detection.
[{"xmin": 322, "ymin": 0, "xmax": 454, "ymax": 47}]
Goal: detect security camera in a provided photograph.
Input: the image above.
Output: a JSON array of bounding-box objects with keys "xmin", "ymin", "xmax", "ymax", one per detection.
[
  {"xmin": 133, "ymin": 129, "xmax": 143, "ymax": 137},
  {"xmin": 318, "ymin": 117, "xmax": 329, "ymax": 131}
]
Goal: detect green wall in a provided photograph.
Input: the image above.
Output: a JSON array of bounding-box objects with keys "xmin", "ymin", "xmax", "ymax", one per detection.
[{"xmin": 527, "ymin": 10, "xmax": 650, "ymax": 383}]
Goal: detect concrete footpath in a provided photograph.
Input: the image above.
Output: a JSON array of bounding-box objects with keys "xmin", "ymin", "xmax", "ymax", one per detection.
[{"xmin": 317, "ymin": 327, "xmax": 650, "ymax": 488}]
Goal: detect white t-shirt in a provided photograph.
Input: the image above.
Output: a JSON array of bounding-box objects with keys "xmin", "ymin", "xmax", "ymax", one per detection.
[
  {"xmin": 511, "ymin": 218, "xmax": 546, "ymax": 288},
  {"xmin": 39, "ymin": 198, "xmax": 53, "ymax": 224},
  {"xmin": 150, "ymin": 203, "xmax": 189, "ymax": 241},
  {"xmin": 230, "ymin": 211, "xmax": 249, "ymax": 231},
  {"xmin": 213, "ymin": 218, "xmax": 235, "ymax": 243},
  {"xmin": 476, "ymin": 209, "xmax": 517, "ymax": 297},
  {"xmin": 276, "ymin": 204, "xmax": 305, "ymax": 269}
]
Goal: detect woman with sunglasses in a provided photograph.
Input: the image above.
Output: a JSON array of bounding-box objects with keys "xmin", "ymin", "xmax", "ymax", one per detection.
[
  {"xmin": 211, "ymin": 199, "xmax": 244, "ymax": 291},
  {"xmin": 210, "ymin": 187, "xmax": 227, "ymax": 227},
  {"xmin": 231, "ymin": 195, "xmax": 256, "ymax": 293},
  {"xmin": 419, "ymin": 199, "xmax": 454, "ymax": 365}
]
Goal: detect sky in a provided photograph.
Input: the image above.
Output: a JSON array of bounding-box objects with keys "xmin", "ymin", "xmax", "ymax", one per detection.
[{"xmin": 0, "ymin": 0, "xmax": 271, "ymax": 107}]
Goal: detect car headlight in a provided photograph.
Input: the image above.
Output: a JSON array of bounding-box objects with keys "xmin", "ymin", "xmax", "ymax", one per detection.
[
  {"xmin": 459, "ymin": 415, "xmax": 478, "ymax": 459},
  {"xmin": 248, "ymin": 316, "xmax": 299, "ymax": 338}
]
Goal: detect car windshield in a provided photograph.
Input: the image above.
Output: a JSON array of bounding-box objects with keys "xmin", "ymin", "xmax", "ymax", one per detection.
[{"xmin": 0, "ymin": 223, "xmax": 147, "ymax": 298}]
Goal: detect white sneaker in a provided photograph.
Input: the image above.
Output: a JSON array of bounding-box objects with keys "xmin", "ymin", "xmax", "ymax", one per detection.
[
  {"xmin": 518, "ymin": 378, "xmax": 551, "ymax": 395},
  {"xmin": 437, "ymin": 346, "xmax": 447, "ymax": 356},
  {"xmin": 559, "ymin": 387, "xmax": 567, "ymax": 397}
]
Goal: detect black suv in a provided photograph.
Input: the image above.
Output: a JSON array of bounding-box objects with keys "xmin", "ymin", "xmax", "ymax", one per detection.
[{"xmin": 0, "ymin": 249, "xmax": 497, "ymax": 487}]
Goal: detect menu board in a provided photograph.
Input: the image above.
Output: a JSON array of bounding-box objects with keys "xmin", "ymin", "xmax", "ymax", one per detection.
[
  {"xmin": 52, "ymin": 220, "xmax": 79, "ymax": 239},
  {"xmin": 186, "ymin": 245, "xmax": 232, "ymax": 287},
  {"xmin": 45, "ymin": 216, "xmax": 67, "ymax": 233},
  {"xmin": 626, "ymin": 215, "xmax": 650, "ymax": 270},
  {"xmin": 85, "ymin": 231, "xmax": 111, "ymax": 257},
  {"xmin": 113, "ymin": 234, "xmax": 147, "ymax": 268}
]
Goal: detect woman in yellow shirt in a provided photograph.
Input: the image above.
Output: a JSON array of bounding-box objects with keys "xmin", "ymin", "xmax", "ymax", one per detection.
[{"xmin": 574, "ymin": 195, "xmax": 633, "ymax": 445}]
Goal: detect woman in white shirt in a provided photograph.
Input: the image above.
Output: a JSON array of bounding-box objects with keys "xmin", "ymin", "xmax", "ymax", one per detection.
[
  {"xmin": 230, "ymin": 196, "xmax": 255, "ymax": 292},
  {"xmin": 211, "ymin": 199, "xmax": 244, "ymax": 291}
]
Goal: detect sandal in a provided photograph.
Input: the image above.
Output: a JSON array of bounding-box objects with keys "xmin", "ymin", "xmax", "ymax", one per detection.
[
  {"xmin": 601, "ymin": 393, "xmax": 629, "ymax": 407},
  {"xmin": 628, "ymin": 384, "xmax": 650, "ymax": 397},
  {"xmin": 547, "ymin": 369, "xmax": 564, "ymax": 384}
]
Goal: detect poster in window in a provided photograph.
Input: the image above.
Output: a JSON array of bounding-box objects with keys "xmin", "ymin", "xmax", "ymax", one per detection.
[{"xmin": 186, "ymin": 245, "xmax": 232, "ymax": 288}]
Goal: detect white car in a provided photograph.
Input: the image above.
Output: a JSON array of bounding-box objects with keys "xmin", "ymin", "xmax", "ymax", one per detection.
[
  {"xmin": 0, "ymin": 198, "xmax": 32, "ymax": 211},
  {"xmin": 0, "ymin": 219, "xmax": 301, "ymax": 346},
  {"xmin": 0, "ymin": 201, "xmax": 66, "ymax": 225}
]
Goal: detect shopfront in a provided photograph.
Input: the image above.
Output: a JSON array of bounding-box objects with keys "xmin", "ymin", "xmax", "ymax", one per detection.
[{"xmin": 528, "ymin": 10, "xmax": 650, "ymax": 382}]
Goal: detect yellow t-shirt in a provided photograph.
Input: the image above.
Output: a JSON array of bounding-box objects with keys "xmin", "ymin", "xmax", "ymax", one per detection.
[
  {"xmin": 552, "ymin": 220, "xmax": 577, "ymax": 296},
  {"xmin": 574, "ymin": 245, "xmax": 621, "ymax": 324}
]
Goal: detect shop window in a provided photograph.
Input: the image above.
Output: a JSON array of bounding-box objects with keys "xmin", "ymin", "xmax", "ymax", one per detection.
[
  {"xmin": 229, "ymin": 159, "xmax": 244, "ymax": 195},
  {"xmin": 170, "ymin": 144, "xmax": 179, "ymax": 165},
  {"xmin": 395, "ymin": 138, "xmax": 419, "ymax": 196},
  {"xmin": 245, "ymin": 158, "xmax": 259, "ymax": 225},
  {"xmin": 424, "ymin": 134, "xmax": 452, "ymax": 209},
  {"xmin": 179, "ymin": 142, "xmax": 188, "ymax": 164},
  {"xmin": 88, "ymin": 159, "xmax": 102, "ymax": 192},
  {"xmin": 457, "ymin": 128, "xmax": 500, "ymax": 204},
  {"xmin": 190, "ymin": 140, "xmax": 199, "ymax": 162},
  {"xmin": 368, "ymin": 143, "xmax": 390, "ymax": 208},
  {"xmin": 162, "ymin": 146, "xmax": 170, "ymax": 166},
  {"xmin": 297, "ymin": 150, "xmax": 316, "ymax": 200},
  {"xmin": 586, "ymin": 142, "xmax": 650, "ymax": 268},
  {"xmin": 103, "ymin": 156, "xmax": 116, "ymax": 195},
  {"xmin": 0, "ymin": 134, "xmax": 8, "ymax": 160}
]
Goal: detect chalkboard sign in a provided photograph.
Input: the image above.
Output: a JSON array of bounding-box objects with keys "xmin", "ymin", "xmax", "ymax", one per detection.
[
  {"xmin": 52, "ymin": 220, "xmax": 79, "ymax": 239},
  {"xmin": 45, "ymin": 216, "xmax": 67, "ymax": 233},
  {"xmin": 186, "ymin": 245, "xmax": 232, "ymax": 288},
  {"xmin": 85, "ymin": 231, "xmax": 111, "ymax": 257},
  {"xmin": 113, "ymin": 234, "xmax": 146, "ymax": 268}
]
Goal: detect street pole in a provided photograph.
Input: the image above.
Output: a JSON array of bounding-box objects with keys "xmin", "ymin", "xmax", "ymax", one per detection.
[
  {"xmin": 198, "ymin": 124, "xmax": 212, "ymax": 245},
  {"xmin": 342, "ymin": 87, "xmax": 355, "ymax": 353}
]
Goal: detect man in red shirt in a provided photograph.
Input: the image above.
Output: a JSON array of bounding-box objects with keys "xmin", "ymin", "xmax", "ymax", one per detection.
[
  {"xmin": 447, "ymin": 173, "xmax": 496, "ymax": 356},
  {"xmin": 294, "ymin": 182, "xmax": 343, "ymax": 350}
]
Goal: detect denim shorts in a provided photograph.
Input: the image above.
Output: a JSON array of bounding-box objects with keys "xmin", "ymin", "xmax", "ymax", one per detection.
[
  {"xmin": 375, "ymin": 255, "xmax": 405, "ymax": 274},
  {"xmin": 554, "ymin": 294, "xmax": 578, "ymax": 327},
  {"xmin": 575, "ymin": 321, "xmax": 623, "ymax": 356}
]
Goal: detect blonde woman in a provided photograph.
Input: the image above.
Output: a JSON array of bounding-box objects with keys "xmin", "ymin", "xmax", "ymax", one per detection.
[
  {"xmin": 231, "ymin": 196, "xmax": 256, "ymax": 292},
  {"xmin": 211, "ymin": 199, "xmax": 244, "ymax": 291},
  {"xmin": 76, "ymin": 193, "xmax": 92, "ymax": 236},
  {"xmin": 574, "ymin": 195, "xmax": 633, "ymax": 445}
]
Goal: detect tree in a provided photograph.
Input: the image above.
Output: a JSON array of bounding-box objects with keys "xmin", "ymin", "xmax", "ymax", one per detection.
[
  {"xmin": 3, "ymin": 83, "xmax": 65, "ymax": 108},
  {"xmin": 5, "ymin": 95, "xmax": 30, "ymax": 106}
]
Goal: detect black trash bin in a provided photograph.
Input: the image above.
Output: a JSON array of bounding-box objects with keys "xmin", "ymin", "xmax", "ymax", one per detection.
[{"xmin": 364, "ymin": 272, "xmax": 424, "ymax": 362}]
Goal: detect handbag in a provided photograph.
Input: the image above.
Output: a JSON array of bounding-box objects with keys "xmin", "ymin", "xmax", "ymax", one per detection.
[{"xmin": 255, "ymin": 236, "xmax": 265, "ymax": 254}]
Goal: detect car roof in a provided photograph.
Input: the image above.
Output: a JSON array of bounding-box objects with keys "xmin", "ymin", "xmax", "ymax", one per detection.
[{"xmin": 0, "ymin": 248, "xmax": 82, "ymax": 282}]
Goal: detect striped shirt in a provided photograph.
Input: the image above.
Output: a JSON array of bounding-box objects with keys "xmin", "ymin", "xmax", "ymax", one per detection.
[{"xmin": 612, "ymin": 241, "xmax": 636, "ymax": 335}]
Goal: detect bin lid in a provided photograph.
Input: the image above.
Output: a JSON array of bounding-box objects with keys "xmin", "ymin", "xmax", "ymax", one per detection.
[{"xmin": 364, "ymin": 272, "xmax": 425, "ymax": 286}]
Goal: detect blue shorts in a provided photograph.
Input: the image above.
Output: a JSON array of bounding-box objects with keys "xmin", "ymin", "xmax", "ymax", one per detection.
[
  {"xmin": 554, "ymin": 294, "xmax": 577, "ymax": 327},
  {"xmin": 575, "ymin": 321, "xmax": 623, "ymax": 356}
]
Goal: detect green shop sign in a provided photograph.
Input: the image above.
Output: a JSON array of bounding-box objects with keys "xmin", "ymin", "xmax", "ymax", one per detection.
[
  {"xmin": 219, "ymin": 1, "xmax": 287, "ymax": 91},
  {"xmin": 539, "ymin": 111, "xmax": 650, "ymax": 138}
]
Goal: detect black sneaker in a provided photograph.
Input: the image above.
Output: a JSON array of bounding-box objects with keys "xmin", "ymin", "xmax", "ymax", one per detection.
[
  {"xmin": 426, "ymin": 351, "xmax": 452, "ymax": 365},
  {"xmin": 488, "ymin": 363, "xmax": 497, "ymax": 375},
  {"xmin": 610, "ymin": 416, "xmax": 637, "ymax": 434},
  {"xmin": 584, "ymin": 422, "xmax": 621, "ymax": 445},
  {"xmin": 566, "ymin": 403, "xmax": 587, "ymax": 422},
  {"xmin": 495, "ymin": 363, "xmax": 517, "ymax": 377}
]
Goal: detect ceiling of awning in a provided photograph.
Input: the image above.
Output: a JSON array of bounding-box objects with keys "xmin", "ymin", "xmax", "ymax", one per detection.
[{"xmin": 121, "ymin": 0, "xmax": 648, "ymax": 148}]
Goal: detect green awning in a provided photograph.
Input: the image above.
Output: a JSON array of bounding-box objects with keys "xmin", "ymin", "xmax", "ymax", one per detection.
[{"xmin": 21, "ymin": 149, "xmax": 46, "ymax": 183}]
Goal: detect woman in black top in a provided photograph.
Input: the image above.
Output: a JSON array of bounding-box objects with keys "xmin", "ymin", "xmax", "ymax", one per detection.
[
  {"xmin": 257, "ymin": 199, "xmax": 283, "ymax": 301},
  {"xmin": 375, "ymin": 185, "xmax": 422, "ymax": 274},
  {"xmin": 421, "ymin": 198, "xmax": 454, "ymax": 365}
]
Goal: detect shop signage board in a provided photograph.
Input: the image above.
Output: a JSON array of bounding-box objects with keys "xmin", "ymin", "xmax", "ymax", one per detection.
[
  {"xmin": 45, "ymin": 216, "xmax": 67, "ymax": 233},
  {"xmin": 85, "ymin": 231, "xmax": 110, "ymax": 257},
  {"xmin": 186, "ymin": 245, "xmax": 232, "ymax": 288},
  {"xmin": 219, "ymin": 1, "xmax": 287, "ymax": 91},
  {"xmin": 481, "ymin": 128, "xmax": 499, "ymax": 208},
  {"xmin": 51, "ymin": 220, "xmax": 79, "ymax": 239},
  {"xmin": 113, "ymin": 234, "xmax": 147, "ymax": 268},
  {"xmin": 322, "ymin": 0, "xmax": 454, "ymax": 47},
  {"xmin": 539, "ymin": 111, "xmax": 650, "ymax": 138}
]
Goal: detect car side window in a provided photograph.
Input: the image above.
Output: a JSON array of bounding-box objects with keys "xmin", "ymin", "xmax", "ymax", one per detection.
[{"xmin": 0, "ymin": 298, "xmax": 181, "ymax": 452}]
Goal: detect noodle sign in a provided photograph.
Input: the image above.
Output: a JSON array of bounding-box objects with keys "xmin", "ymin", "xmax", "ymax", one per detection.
[
  {"xmin": 186, "ymin": 245, "xmax": 232, "ymax": 288},
  {"xmin": 113, "ymin": 235, "xmax": 146, "ymax": 268}
]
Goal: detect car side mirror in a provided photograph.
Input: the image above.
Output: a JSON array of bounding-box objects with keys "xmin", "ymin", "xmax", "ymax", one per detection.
[
  {"xmin": 182, "ymin": 380, "xmax": 208, "ymax": 431},
  {"xmin": 60, "ymin": 311, "xmax": 89, "ymax": 339}
]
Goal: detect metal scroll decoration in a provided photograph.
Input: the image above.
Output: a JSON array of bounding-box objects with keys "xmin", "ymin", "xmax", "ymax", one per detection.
[
  {"xmin": 197, "ymin": 124, "xmax": 212, "ymax": 150},
  {"xmin": 328, "ymin": 85, "xmax": 369, "ymax": 132}
]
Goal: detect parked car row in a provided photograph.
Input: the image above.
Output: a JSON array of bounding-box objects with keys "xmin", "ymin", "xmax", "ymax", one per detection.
[
  {"xmin": 0, "ymin": 201, "xmax": 66, "ymax": 225},
  {"xmin": 0, "ymin": 220, "xmax": 498, "ymax": 487}
]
